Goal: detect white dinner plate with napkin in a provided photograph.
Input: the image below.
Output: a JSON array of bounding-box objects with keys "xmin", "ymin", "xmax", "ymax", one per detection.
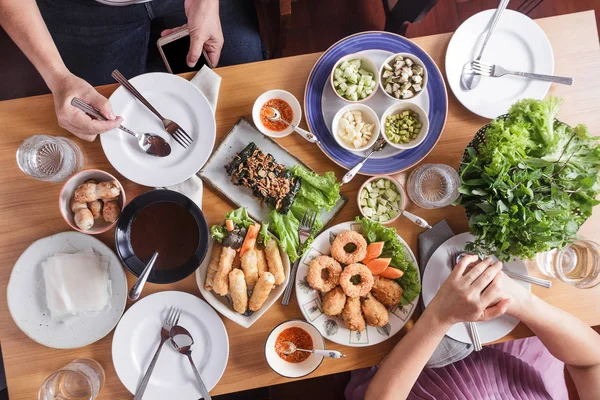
[
  {"xmin": 112, "ymin": 291, "xmax": 228, "ymax": 399},
  {"xmin": 446, "ymin": 10, "xmax": 554, "ymax": 119},
  {"xmin": 422, "ymin": 232, "xmax": 530, "ymax": 345},
  {"xmin": 101, "ymin": 72, "xmax": 216, "ymax": 187},
  {"xmin": 7, "ymin": 231, "xmax": 127, "ymax": 349}
]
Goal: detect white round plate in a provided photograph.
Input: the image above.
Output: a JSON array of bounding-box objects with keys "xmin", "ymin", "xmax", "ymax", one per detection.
[
  {"xmin": 321, "ymin": 49, "xmax": 430, "ymax": 160},
  {"xmin": 196, "ymin": 237, "xmax": 290, "ymax": 329},
  {"xmin": 101, "ymin": 72, "xmax": 216, "ymax": 187},
  {"xmin": 446, "ymin": 10, "xmax": 554, "ymax": 119},
  {"xmin": 7, "ymin": 231, "xmax": 127, "ymax": 349},
  {"xmin": 422, "ymin": 232, "xmax": 531, "ymax": 344},
  {"xmin": 112, "ymin": 291, "xmax": 228, "ymax": 399},
  {"xmin": 295, "ymin": 221, "xmax": 420, "ymax": 347}
]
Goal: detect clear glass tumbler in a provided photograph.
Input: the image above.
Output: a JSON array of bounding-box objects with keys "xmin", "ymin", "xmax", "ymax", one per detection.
[
  {"xmin": 406, "ymin": 163, "xmax": 460, "ymax": 209},
  {"xmin": 16, "ymin": 135, "xmax": 84, "ymax": 182},
  {"xmin": 536, "ymin": 239, "xmax": 600, "ymax": 289},
  {"xmin": 38, "ymin": 359, "xmax": 104, "ymax": 400}
]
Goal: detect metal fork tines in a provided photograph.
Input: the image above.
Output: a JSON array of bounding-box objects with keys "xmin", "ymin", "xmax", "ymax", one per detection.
[
  {"xmin": 468, "ymin": 322, "xmax": 483, "ymax": 351},
  {"xmin": 281, "ymin": 209, "xmax": 318, "ymax": 306},
  {"xmin": 111, "ymin": 69, "xmax": 194, "ymax": 148},
  {"xmin": 470, "ymin": 60, "xmax": 574, "ymax": 85},
  {"xmin": 134, "ymin": 306, "xmax": 181, "ymax": 400}
]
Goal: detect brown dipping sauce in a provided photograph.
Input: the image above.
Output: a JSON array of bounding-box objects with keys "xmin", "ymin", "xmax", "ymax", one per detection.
[
  {"xmin": 275, "ymin": 327, "xmax": 313, "ymax": 363},
  {"xmin": 259, "ymin": 99, "xmax": 293, "ymax": 132},
  {"xmin": 130, "ymin": 202, "xmax": 199, "ymax": 270}
]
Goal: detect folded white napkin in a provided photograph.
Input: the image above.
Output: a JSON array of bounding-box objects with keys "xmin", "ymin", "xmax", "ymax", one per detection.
[
  {"xmin": 42, "ymin": 248, "xmax": 112, "ymax": 318},
  {"xmin": 163, "ymin": 65, "xmax": 222, "ymax": 209}
]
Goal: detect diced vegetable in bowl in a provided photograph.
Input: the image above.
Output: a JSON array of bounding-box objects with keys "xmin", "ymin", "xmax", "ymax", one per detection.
[
  {"xmin": 379, "ymin": 53, "xmax": 427, "ymax": 101},
  {"xmin": 358, "ymin": 177, "xmax": 405, "ymax": 224},
  {"xmin": 380, "ymin": 103, "xmax": 429, "ymax": 150},
  {"xmin": 331, "ymin": 54, "xmax": 378, "ymax": 102},
  {"xmin": 331, "ymin": 104, "xmax": 380, "ymax": 152}
]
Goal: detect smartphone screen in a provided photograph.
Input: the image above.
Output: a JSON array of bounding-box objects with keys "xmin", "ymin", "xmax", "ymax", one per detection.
[{"xmin": 161, "ymin": 35, "xmax": 210, "ymax": 74}]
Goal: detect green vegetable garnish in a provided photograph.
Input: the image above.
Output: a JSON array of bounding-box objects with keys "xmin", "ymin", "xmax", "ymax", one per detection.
[
  {"xmin": 289, "ymin": 165, "xmax": 341, "ymax": 211},
  {"xmin": 224, "ymin": 207, "xmax": 254, "ymax": 229},
  {"xmin": 258, "ymin": 222, "xmax": 270, "ymax": 245},
  {"xmin": 458, "ymin": 96, "xmax": 600, "ymax": 261},
  {"xmin": 384, "ymin": 110, "xmax": 421, "ymax": 144},
  {"xmin": 210, "ymin": 225, "xmax": 227, "ymax": 243},
  {"xmin": 356, "ymin": 217, "xmax": 421, "ymax": 305}
]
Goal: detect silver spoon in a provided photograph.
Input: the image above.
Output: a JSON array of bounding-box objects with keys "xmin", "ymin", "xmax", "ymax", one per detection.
[
  {"xmin": 281, "ymin": 340, "xmax": 346, "ymax": 359},
  {"xmin": 341, "ymin": 136, "xmax": 387, "ymax": 185},
  {"xmin": 267, "ymin": 107, "xmax": 319, "ymax": 144},
  {"xmin": 128, "ymin": 252, "xmax": 158, "ymax": 301},
  {"xmin": 460, "ymin": 0, "xmax": 510, "ymax": 90},
  {"xmin": 71, "ymin": 97, "xmax": 172, "ymax": 157},
  {"xmin": 170, "ymin": 325, "xmax": 212, "ymax": 400}
]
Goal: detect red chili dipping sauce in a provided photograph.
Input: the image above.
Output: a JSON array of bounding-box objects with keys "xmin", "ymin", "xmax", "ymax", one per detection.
[
  {"xmin": 274, "ymin": 327, "xmax": 313, "ymax": 363},
  {"xmin": 259, "ymin": 99, "xmax": 293, "ymax": 132}
]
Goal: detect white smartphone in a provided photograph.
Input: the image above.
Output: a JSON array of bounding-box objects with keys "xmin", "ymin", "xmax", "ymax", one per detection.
[{"xmin": 157, "ymin": 27, "xmax": 213, "ymax": 74}]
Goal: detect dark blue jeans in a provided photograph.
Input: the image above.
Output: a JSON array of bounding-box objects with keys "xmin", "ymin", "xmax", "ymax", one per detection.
[{"xmin": 37, "ymin": 0, "xmax": 265, "ymax": 85}]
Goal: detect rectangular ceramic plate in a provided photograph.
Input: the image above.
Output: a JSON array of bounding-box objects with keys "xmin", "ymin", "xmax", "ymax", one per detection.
[{"xmin": 199, "ymin": 117, "xmax": 348, "ymax": 230}]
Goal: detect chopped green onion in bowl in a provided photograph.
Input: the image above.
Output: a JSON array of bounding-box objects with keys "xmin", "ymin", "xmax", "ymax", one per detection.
[{"xmin": 358, "ymin": 178, "xmax": 403, "ymax": 224}]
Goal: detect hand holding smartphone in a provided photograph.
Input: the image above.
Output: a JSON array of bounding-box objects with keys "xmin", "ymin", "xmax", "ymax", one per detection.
[{"xmin": 157, "ymin": 27, "xmax": 213, "ymax": 74}]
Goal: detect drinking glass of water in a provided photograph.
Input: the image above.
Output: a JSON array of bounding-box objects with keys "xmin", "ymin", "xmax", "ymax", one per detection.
[
  {"xmin": 536, "ymin": 239, "xmax": 600, "ymax": 289},
  {"xmin": 38, "ymin": 359, "xmax": 104, "ymax": 400},
  {"xmin": 16, "ymin": 135, "xmax": 84, "ymax": 182}
]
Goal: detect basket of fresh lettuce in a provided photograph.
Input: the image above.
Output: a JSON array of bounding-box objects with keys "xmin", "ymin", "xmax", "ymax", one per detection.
[{"xmin": 458, "ymin": 97, "xmax": 600, "ymax": 261}]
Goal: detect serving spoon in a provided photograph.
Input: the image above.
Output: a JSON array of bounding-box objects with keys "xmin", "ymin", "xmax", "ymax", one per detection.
[
  {"xmin": 266, "ymin": 107, "xmax": 320, "ymax": 144},
  {"xmin": 128, "ymin": 252, "xmax": 158, "ymax": 301},
  {"xmin": 170, "ymin": 325, "xmax": 212, "ymax": 400},
  {"xmin": 71, "ymin": 97, "xmax": 172, "ymax": 157},
  {"xmin": 281, "ymin": 340, "xmax": 346, "ymax": 359},
  {"xmin": 460, "ymin": 0, "xmax": 510, "ymax": 90},
  {"xmin": 341, "ymin": 136, "xmax": 387, "ymax": 185}
]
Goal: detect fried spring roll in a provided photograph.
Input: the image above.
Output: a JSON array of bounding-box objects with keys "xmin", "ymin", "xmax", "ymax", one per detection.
[
  {"xmin": 213, "ymin": 246, "xmax": 236, "ymax": 296},
  {"xmin": 228, "ymin": 269, "xmax": 248, "ymax": 314},
  {"xmin": 204, "ymin": 243, "xmax": 223, "ymax": 291},
  {"xmin": 256, "ymin": 249, "xmax": 268, "ymax": 277},
  {"xmin": 241, "ymin": 248, "xmax": 259, "ymax": 290},
  {"xmin": 232, "ymin": 253, "xmax": 242, "ymax": 269},
  {"xmin": 265, "ymin": 240, "xmax": 285, "ymax": 285},
  {"xmin": 249, "ymin": 271, "xmax": 275, "ymax": 311}
]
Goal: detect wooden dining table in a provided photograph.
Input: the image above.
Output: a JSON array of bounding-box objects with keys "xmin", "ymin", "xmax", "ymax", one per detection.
[{"xmin": 0, "ymin": 10, "xmax": 598, "ymax": 399}]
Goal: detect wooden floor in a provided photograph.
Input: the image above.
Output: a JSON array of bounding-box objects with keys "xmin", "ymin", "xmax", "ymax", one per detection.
[{"xmin": 282, "ymin": 0, "xmax": 600, "ymax": 57}]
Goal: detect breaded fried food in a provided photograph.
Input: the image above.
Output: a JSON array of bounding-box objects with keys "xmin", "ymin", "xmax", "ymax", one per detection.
[
  {"xmin": 341, "ymin": 296, "xmax": 366, "ymax": 332},
  {"xmin": 361, "ymin": 292, "xmax": 389, "ymax": 327},
  {"xmin": 330, "ymin": 230, "xmax": 368, "ymax": 264},
  {"xmin": 339, "ymin": 263, "xmax": 374, "ymax": 297},
  {"xmin": 204, "ymin": 243, "xmax": 223, "ymax": 290},
  {"xmin": 213, "ymin": 246, "xmax": 236, "ymax": 296},
  {"xmin": 307, "ymin": 256, "xmax": 342, "ymax": 293},
  {"xmin": 371, "ymin": 276, "xmax": 402, "ymax": 307},
  {"xmin": 228, "ymin": 269, "xmax": 248, "ymax": 314},
  {"xmin": 249, "ymin": 271, "xmax": 276, "ymax": 311},
  {"xmin": 241, "ymin": 248, "xmax": 259, "ymax": 290},
  {"xmin": 256, "ymin": 249, "xmax": 268, "ymax": 276},
  {"xmin": 265, "ymin": 240, "xmax": 285, "ymax": 285},
  {"xmin": 321, "ymin": 286, "xmax": 346, "ymax": 316}
]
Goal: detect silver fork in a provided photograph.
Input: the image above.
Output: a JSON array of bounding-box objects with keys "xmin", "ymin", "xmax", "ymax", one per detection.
[
  {"xmin": 111, "ymin": 69, "xmax": 194, "ymax": 148},
  {"xmin": 134, "ymin": 306, "xmax": 181, "ymax": 400},
  {"xmin": 281, "ymin": 209, "xmax": 318, "ymax": 305},
  {"xmin": 470, "ymin": 60, "xmax": 574, "ymax": 85}
]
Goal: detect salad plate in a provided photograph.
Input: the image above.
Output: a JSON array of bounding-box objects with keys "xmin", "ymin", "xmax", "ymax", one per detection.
[
  {"xmin": 446, "ymin": 10, "xmax": 553, "ymax": 119},
  {"xmin": 295, "ymin": 221, "xmax": 420, "ymax": 347},
  {"xmin": 304, "ymin": 32, "xmax": 448, "ymax": 175},
  {"xmin": 7, "ymin": 231, "xmax": 127, "ymax": 349},
  {"xmin": 199, "ymin": 117, "xmax": 347, "ymax": 226},
  {"xmin": 422, "ymin": 232, "xmax": 531, "ymax": 345}
]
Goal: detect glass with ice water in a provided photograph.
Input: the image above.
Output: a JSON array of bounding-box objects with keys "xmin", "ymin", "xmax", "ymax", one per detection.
[
  {"xmin": 16, "ymin": 135, "xmax": 84, "ymax": 182},
  {"xmin": 536, "ymin": 239, "xmax": 600, "ymax": 289},
  {"xmin": 38, "ymin": 359, "xmax": 104, "ymax": 400}
]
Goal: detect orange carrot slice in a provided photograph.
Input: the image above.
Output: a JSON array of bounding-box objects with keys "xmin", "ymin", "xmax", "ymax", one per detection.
[
  {"xmin": 379, "ymin": 266, "xmax": 404, "ymax": 280},
  {"xmin": 225, "ymin": 219, "xmax": 235, "ymax": 232},
  {"xmin": 363, "ymin": 242, "xmax": 385, "ymax": 263},
  {"xmin": 366, "ymin": 258, "xmax": 391, "ymax": 275},
  {"xmin": 239, "ymin": 223, "xmax": 260, "ymax": 257}
]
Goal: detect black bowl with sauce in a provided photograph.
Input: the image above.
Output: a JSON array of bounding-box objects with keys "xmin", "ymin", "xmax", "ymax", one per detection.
[{"xmin": 115, "ymin": 189, "xmax": 209, "ymax": 284}]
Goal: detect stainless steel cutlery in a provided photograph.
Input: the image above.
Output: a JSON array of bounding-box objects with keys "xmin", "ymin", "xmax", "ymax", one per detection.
[{"xmin": 470, "ymin": 60, "xmax": 573, "ymax": 85}]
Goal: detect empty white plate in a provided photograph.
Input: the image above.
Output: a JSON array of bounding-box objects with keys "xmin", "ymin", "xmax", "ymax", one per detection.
[
  {"xmin": 7, "ymin": 231, "xmax": 127, "ymax": 349},
  {"xmin": 446, "ymin": 10, "xmax": 554, "ymax": 119},
  {"xmin": 112, "ymin": 291, "xmax": 228, "ymax": 399},
  {"xmin": 422, "ymin": 232, "xmax": 530, "ymax": 345},
  {"xmin": 101, "ymin": 72, "xmax": 216, "ymax": 187}
]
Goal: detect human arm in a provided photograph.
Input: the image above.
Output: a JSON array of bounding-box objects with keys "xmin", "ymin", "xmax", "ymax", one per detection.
[
  {"xmin": 0, "ymin": 0, "xmax": 122, "ymax": 140},
  {"xmin": 160, "ymin": 0, "xmax": 223, "ymax": 68},
  {"xmin": 366, "ymin": 256, "xmax": 510, "ymax": 400}
]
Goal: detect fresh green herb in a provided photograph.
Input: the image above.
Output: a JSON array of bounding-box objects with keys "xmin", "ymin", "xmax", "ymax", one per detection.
[
  {"xmin": 458, "ymin": 97, "xmax": 600, "ymax": 261},
  {"xmin": 356, "ymin": 217, "xmax": 421, "ymax": 305},
  {"xmin": 289, "ymin": 165, "xmax": 341, "ymax": 211},
  {"xmin": 224, "ymin": 207, "xmax": 254, "ymax": 229},
  {"xmin": 258, "ymin": 222, "xmax": 270, "ymax": 246},
  {"xmin": 211, "ymin": 225, "xmax": 227, "ymax": 243}
]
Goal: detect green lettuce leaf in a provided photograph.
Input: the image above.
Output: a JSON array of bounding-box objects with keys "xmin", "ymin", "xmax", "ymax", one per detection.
[
  {"xmin": 211, "ymin": 225, "xmax": 227, "ymax": 243},
  {"xmin": 225, "ymin": 207, "xmax": 254, "ymax": 228},
  {"xmin": 289, "ymin": 165, "xmax": 341, "ymax": 211}
]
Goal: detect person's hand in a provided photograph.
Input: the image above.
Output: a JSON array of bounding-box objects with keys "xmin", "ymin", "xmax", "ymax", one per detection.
[
  {"xmin": 427, "ymin": 255, "xmax": 512, "ymax": 327},
  {"xmin": 161, "ymin": 0, "xmax": 224, "ymax": 68},
  {"xmin": 50, "ymin": 73, "xmax": 123, "ymax": 142}
]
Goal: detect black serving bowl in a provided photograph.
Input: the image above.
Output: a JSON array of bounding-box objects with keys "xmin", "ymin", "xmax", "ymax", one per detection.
[{"xmin": 115, "ymin": 189, "xmax": 209, "ymax": 284}]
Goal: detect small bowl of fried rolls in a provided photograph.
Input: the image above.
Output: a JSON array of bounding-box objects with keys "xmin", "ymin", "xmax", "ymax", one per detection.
[
  {"xmin": 196, "ymin": 232, "xmax": 290, "ymax": 328},
  {"xmin": 59, "ymin": 169, "xmax": 125, "ymax": 234}
]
